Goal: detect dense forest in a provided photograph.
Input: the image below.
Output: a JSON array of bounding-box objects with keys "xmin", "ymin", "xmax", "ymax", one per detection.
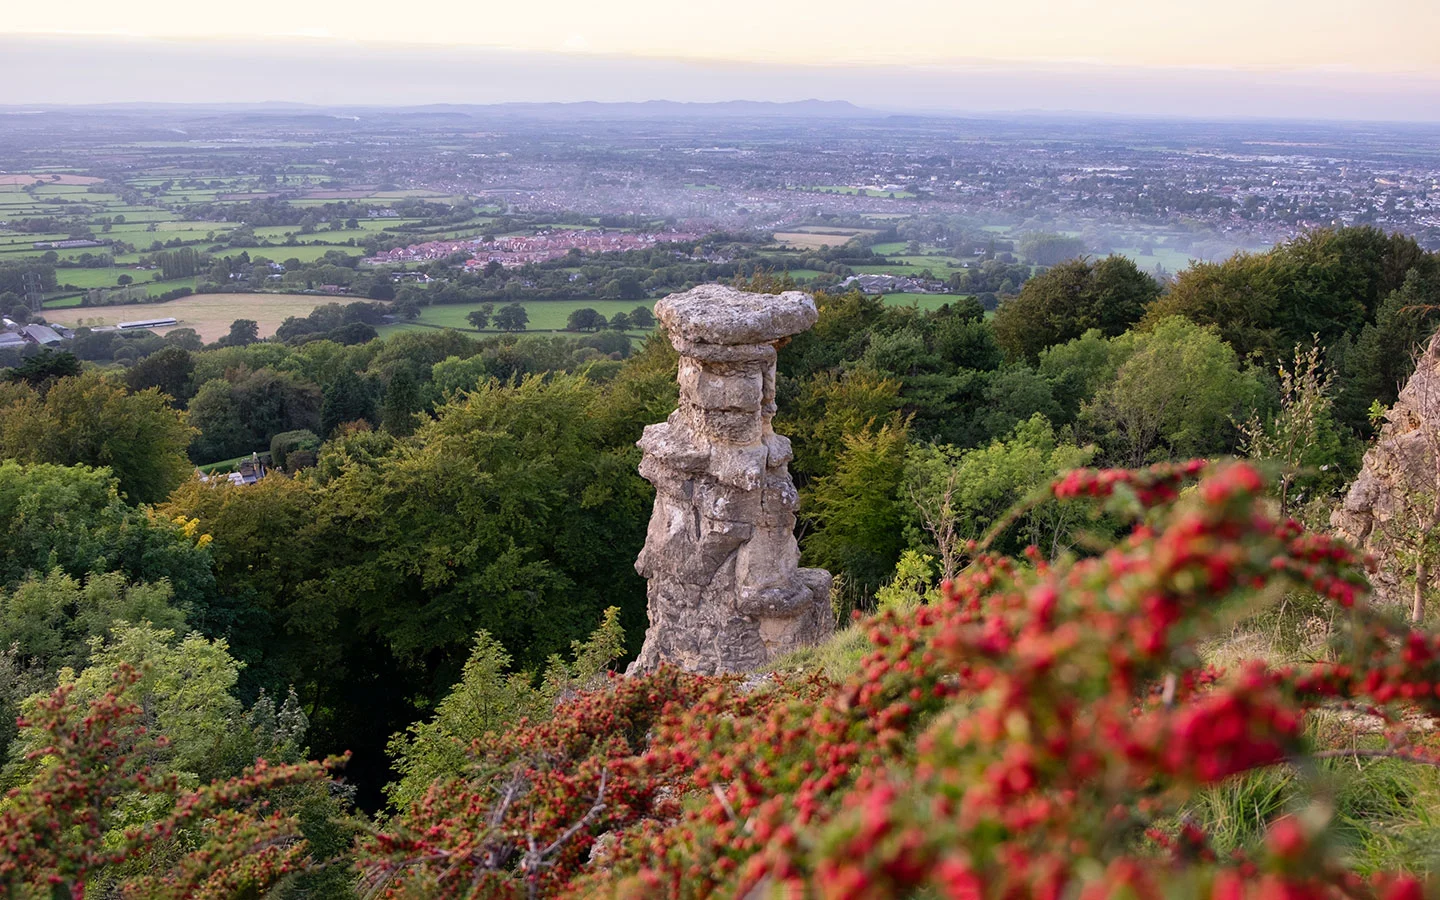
[{"xmin": 4, "ymin": 226, "xmax": 1440, "ymax": 896}]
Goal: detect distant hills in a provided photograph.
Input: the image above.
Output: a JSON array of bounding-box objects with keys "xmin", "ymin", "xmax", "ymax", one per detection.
[
  {"xmin": 461, "ymin": 99, "xmax": 882, "ymax": 119},
  {"xmin": 0, "ymin": 99, "xmax": 883, "ymax": 122}
]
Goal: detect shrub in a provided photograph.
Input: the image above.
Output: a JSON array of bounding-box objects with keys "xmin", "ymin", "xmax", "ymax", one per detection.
[
  {"xmin": 363, "ymin": 460, "xmax": 1434, "ymax": 898},
  {"xmin": 12, "ymin": 461, "xmax": 1440, "ymax": 897},
  {"xmin": 270, "ymin": 428, "xmax": 321, "ymax": 471}
]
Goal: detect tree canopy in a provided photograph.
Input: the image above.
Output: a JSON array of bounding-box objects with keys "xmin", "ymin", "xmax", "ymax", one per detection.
[{"xmin": 992, "ymin": 255, "xmax": 1160, "ymax": 363}]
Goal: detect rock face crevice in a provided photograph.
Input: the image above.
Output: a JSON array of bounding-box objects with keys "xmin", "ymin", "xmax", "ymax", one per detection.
[{"xmin": 628, "ymin": 285, "xmax": 833, "ymax": 675}]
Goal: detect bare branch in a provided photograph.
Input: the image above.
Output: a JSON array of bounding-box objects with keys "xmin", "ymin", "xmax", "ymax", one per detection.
[{"xmin": 517, "ymin": 767, "xmax": 610, "ymax": 899}]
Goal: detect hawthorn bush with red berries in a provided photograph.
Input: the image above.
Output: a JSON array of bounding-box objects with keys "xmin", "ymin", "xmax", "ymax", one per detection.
[
  {"xmin": 363, "ymin": 460, "xmax": 1440, "ymax": 898},
  {"xmin": 0, "ymin": 664, "xmax": 341, "ymax": 899},
  {"xmin": 9, "ymin": 461, "xmax": 1440, "ymax": 898}
]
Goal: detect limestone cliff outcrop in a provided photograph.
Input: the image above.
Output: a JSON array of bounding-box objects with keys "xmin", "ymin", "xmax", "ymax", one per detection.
[
  {"xmin": 1333, "ymin": 335, "xmax": 1440, "ymax": 615},
  {"xmin": 628, "ymin": 284, "xmax": 833, "ymax": 675}
]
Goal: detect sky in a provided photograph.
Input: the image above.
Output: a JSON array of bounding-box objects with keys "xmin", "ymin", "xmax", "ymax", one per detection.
[{"xmin": 3, "ymin": 0, "xmax": 1439, "ymax": 119}]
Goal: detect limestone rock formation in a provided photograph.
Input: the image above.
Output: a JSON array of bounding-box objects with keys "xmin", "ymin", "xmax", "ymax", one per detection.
[
  {"xmin": 628, "ymin": 284, "xmax": 833, "ymax": 675},
  {"xmin": 1333, "ymin": 335, "xmax": 1440, "ymax": 614}
]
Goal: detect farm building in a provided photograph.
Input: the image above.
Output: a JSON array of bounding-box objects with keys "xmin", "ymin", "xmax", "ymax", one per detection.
[
  {"xmin": 32, "ymin": 239, "xmax": 106, "ymax": 250},
  {"xmin": 20, "ymin": 324, "xmax": 63, "ymax": 345},
  {"xmin": 117, "ymin": 318, "xmax": 178, "ymax": 330}
]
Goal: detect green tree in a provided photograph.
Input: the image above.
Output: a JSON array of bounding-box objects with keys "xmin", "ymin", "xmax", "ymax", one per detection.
[
  {"xmin": 1036, "ymin": 329, "xmax": 1117, "ymax": 424},
  {"xmin": 493, "ymin": 303, "xmax": 529, "ymax": 332},
  {"xmin": 0, "ymin": 662, "xmax": 337, "ymax": 900},
  {"xmin": 185, "ymin": 379, "xmax": 244, "ymax": 463},
  {"xmin": 4, "ymin": 349, "xmax": 81, "ymax": 389},
  {"xmin": 431, "ymin": 354, "xmax": 495, "ymax": 398},
  {"xmin": 269, "ymin": 428, "xmax": 320, "ymax": 471},
  {"xmin": 308, "ymin": 374, "xmax": 647, "ymax": 667},
  {"xmin": 992, "ymin": 256, "xmax": 1160, "ymax": 363},
  {"xmin": 0, "ymin": 461, "xmax": 214, "ymax": 614},
  {"xmin": 385, "ymin": 608, "xmax": 625, "ymax": 810},
  {"xmin": 380, "ymin": 366, "xmax": 422, "ymax": 436},
  {"xmin": 320, "ymin": 369, "xmax": 377, "ymax": 436},
  {"xmin": 873, "ymin": 550, "xmax": 942, "ymax": 614},
  {"xmin": 0, "ymin": 643, "xmax": 44, "ymax": 766},
  {"xmin": 466, "ymin": 303, "xmax": 495, "ymax": 330},
  {"xmin": 195, "ymin": 374, "xmax": 652, "ymax": 790},
  {"xmin": 0, "ymin": 372, "xmax": 196, "ymax": 504},
  {"xmin": 2, "ymin": 621, "xmax": 338, "ymax": 874},
  {"xmin": 1145, "ymin": 226, "xmax": 1435, "ymax": 361},
  {"xmin": 1082, "ymin": 317, "xmax": 1264, "ymax": 466},
  {"xmin": 162, "ymin": 328, "xmax": 204, "ymax": 352},
  {"xmin": 159, "ymin": 474, "xmax": 323, "ymax": 699},
  {"xmin": 217, "ymin": 319, "xmax": 260, "ymax": 348},
  {"xmin": 123, "ymin": 345, "xmax": 195, "ymax": 404},
  {"xmin": 566, "ymin": 308, "xmax": 607, "ymax": 332},
  {"xmin": 1018, "ymin": 232, "xmax": 1087, "ymax": 266},
  {"xmin": 629, "ymin": 306, "xmax": 655, "ymax": 329},
  {"xmin": 786, "ymin": 364, "xmax": 904, "ymax": 481},
  {"xmin": 802, "ymin": 420, "xmax": 909, "ymax": 607},
  {"xmin": 0, "ymin": 570, "xmax": 184, "ymax": 678},
  {"xmin": 10, "ymin": 625, "xmax": 242, "ymax": 781},
  {"xmin": 1238, "ymin": 339, "xmax": 1343, "ymax": 516},
  {"xmin": 1335, "ymin": 269, "xmax": 1440, "ymax": 432},
  {"xmin": 903, "ymin": 414, "xmax": 1095, "ymax": 577},
  {"xmin": 187, "ymin": 369, "xmax": 321, "ymax": 463}
]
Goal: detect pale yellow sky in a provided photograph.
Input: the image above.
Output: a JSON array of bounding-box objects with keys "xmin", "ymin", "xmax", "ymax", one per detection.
[{"xmin": 8, "ymin": 0, "xmax": 1439, "ymax": 73}]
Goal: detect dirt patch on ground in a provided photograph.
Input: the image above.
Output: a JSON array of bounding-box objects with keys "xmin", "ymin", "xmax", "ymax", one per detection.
[{"xmin": 43, "ymin": 293, "xmax": 339, "ymax": 343}]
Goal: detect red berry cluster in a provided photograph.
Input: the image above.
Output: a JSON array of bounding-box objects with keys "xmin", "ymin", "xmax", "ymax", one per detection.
[
  {"xmin": 11, "ymin": 460, "xmax": 1440, "ymax": 898},
  {"xmin": 566, "ymin": 461, "xmax": 1424, "ymax": 898},
  {"xmin": 358, "ymin": 667, "xmax": 712, "ymax": 897},
  {"xmin": 0, "ymin": 663, "xmax": 339, "ymax": 898}
]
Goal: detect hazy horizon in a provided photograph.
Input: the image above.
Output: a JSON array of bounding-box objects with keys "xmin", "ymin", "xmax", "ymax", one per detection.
[{"xmin": 3, "ymin": 34, "xmax": 1440, "ymax": 123}]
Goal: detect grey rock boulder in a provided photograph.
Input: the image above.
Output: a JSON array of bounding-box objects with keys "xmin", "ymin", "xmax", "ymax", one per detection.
[
  {"xmin": 628, "ymin": 285, "xmax": 833, "ymax": 675},
  {"xmin": 1333, "ymin": 334, "xmax": 1440, "ymax": 615}
]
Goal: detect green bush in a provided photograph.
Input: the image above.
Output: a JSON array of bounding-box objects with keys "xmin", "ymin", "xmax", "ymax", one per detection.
[{"xmin": 269, "ymin": 429, "xmax": 320, "ymax": 471}]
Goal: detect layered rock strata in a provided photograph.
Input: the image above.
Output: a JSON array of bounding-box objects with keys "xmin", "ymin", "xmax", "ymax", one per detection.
[
  {"xmin": 628, "ymin": 285, "xmax": 833, "ymax": 675},
  {"xmin": 1333, "ymin": 335, "xmax": 1440, "ymax": 613}
]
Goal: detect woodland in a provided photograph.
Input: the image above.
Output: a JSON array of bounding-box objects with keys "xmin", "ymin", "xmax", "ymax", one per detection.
[{"xmin": 3, "ymin": 226, "xmax": 1440, "ymax": 897}]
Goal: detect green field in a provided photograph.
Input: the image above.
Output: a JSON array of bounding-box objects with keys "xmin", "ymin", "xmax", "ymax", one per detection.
[
  {"xmin": 850, "ymin": 263, "xmax": 931, "ymax": 276},
  {"xmin": 52, "ymin": 268, "xmax": 158, "ymax": 290},
  {"xmin": 1111, "ymin": 246, "xmax": 1197, "ymax": 273},
  {"xmin": 881, "ymin": 255, "xmax": 969, "ymax": 269},
  {"xmin": 250, "ymin": 220, "xmax": 416, "ymax": 242},
  {"xmin": 242, "ymin": 244, "xmax": 367, "ymax": 264},
  {"xmin": 879, "ymin": 293, "xmax": 971, "ymax": 311}
]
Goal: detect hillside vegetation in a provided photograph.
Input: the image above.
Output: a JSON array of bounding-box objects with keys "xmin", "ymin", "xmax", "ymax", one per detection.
[{"xmin": 2, "ymin": 226, "xmax": 1440, "ymax": 896}]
